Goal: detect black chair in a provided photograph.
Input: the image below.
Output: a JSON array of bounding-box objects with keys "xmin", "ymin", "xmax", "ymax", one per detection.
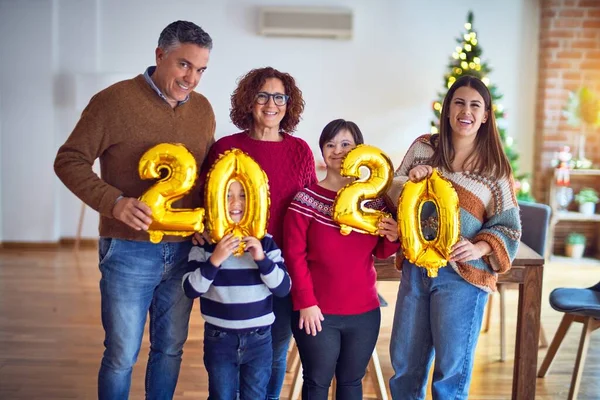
[
  {"xmin": 482, "ymin": 201, "xmax": 551, "ymax": 361},
  {"xmin": 537, "ymin": 282, "xmax": 600, "ymax": 400}
]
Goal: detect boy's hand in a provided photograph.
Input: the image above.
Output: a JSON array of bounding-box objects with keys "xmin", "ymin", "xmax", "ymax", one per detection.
[
  {"xmin": 378, "ymin": 217, "xmax": 399, "ymax": 242},
  {"xmin": 408, "ymin": 165, "xmax": 433, "ymax": 182},
  {"xmin": 243, "ymin": 236, "xmax": 265, "ymax": 261},
  {"xmin": 209, "ymin": 234, "xmax": 240, "ymax": 266}
]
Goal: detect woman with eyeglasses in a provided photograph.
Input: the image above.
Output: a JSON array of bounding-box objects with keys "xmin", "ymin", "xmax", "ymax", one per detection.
[{"xmin": 200, "ymin": 67, "xmax": 317, "ymax": 400}]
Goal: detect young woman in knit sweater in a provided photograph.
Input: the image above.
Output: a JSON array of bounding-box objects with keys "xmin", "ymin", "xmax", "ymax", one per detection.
[
  {"xmin": 387, "ymin": 75, "xmax": 522, "ymax": 399},
  {"xmin": 200, "ymin": 67, "xmax": 317, "ymax": 399},
  {"xmin": 283, "ymin": 119, "xmax": 400, "ymax": 400}
]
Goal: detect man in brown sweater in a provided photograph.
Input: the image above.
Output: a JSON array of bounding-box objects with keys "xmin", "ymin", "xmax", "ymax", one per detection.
[{"xmin": 54, "ymin": 21, "xmax": 215, "ymax": 400}]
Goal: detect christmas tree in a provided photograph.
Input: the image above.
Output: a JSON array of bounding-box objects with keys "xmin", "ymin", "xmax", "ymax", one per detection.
[{"xmin": 430, "ymin": 11, "xmax": 534, "ymax": 201}]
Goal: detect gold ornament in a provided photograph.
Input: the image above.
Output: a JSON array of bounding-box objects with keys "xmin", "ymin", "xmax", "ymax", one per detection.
[
  {"xmin": 204, "ymin": 148, "xmax": 270, "ymax": 256},
  {"xmin": 333, "ymin": 145, "xmax": 393, "ymax": 235},
  {"xmin": 138, "ymin": 143, "xmax": 205, "ymax": 243},
  {"xmin": 398, "ymin": 169, "xmax": 460, "ymax": 277}
]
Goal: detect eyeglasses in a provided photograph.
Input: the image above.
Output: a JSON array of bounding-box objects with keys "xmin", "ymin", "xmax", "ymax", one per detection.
[{"xmin": 255, "ymin": 92, "xmax": 289, "ymax": 106}]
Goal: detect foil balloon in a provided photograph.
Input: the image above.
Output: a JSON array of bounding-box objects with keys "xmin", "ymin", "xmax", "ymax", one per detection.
[
  {"xmin": 204, "ymin": 148, "xmax": 270, "ymax": 256},
  {"xmin": 138, "ymin": 143, "xmax": 205, "ymax": 243},
  {"xmin": 332, "ymin": 144, "xmax": 393, "ymax": 236},
  {"xmin": 398, "ymin": 169, "xmax": 460, "ymax": 277}
]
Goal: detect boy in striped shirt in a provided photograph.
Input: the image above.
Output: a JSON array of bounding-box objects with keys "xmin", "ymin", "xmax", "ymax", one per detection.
[{"xmin": 182, "ymin": 180, "xmax": 291, "ymax": 399}]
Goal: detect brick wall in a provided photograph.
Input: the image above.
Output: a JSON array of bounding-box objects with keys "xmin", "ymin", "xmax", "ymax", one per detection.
[{"xmin": 535, "ymin": 0, "xmax": 600, "ymax": 256}]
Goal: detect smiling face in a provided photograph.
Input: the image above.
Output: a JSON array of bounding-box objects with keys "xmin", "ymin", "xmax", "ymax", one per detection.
[
  {"xmin": 252, "ymin": 78, "xmax": 287, "ymax": 131},
  {"xmin": 152, "ymin": 43, "xmax": 210, "ymax": 108},
  {"xmin": 321, "ymin": 129, "xmax": 357, "ymax": 172},
  {"xmin": 227, "ymin": 181, "xmax": 245, "ymax": 223},
  {"xmin": 448, "ymin": 85, "xmax": 489, "ymax": 140}
]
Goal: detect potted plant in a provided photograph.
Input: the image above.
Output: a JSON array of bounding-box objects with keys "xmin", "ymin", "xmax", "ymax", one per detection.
[
  {"xmin": 575, "ymin": 187, "xmax": 599, "ymax": 215},
  {"xmin": 565, "ymin": 232, "xmax": 586, "ymax": 258}
]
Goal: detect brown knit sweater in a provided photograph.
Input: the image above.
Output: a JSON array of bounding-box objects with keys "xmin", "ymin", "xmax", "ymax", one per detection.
[{"xmin": 54, "ymin": 74, "xmax": 215, "ymax": 242}]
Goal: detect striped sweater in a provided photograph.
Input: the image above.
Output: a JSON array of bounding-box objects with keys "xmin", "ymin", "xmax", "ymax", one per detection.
[
  {"xmin": 387, "ymin": 134, "xmax": 522, "ymax": 292},
  {"xmin": 182, "ymin": 234, "xmax": 291, "ymax": 332}
]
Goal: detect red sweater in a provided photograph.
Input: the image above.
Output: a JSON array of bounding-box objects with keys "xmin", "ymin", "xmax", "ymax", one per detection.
[
  {"xmin": 283, "ymin": 184, "xmax": 400, "ymax": 315},
  {"xmin": 202, "ymin": 132, "xmax": 317, "ymax": 248}
]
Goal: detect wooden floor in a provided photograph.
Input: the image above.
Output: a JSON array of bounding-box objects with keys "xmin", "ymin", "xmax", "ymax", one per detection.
[{"xmin": 0, "ymin": 248, "xmax": 599, "ymax": 399}]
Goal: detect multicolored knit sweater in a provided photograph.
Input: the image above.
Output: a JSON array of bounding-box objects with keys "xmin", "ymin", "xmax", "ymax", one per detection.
[{"xmin": 386, "ymin": 134, "xmax": 521, "ymax": 293}]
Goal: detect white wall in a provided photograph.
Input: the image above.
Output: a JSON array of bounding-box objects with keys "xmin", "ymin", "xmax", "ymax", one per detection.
[
  {"xmin": 0, "ymin": 0, "xmax": 540, "ymax": 242},
  {"xmin": 0, "ymin": 90, "xmax": 3, "ymax": 243},
  {"xmin": 53, "ymin": 0, "xmax": 104, "ymax": 243},
  {"xmin": 0, "ymin": 0, "xmax": 57, "ymax": 242}
]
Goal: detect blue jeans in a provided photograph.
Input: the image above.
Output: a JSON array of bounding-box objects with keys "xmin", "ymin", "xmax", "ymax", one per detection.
[
  {"xmin": 204, "ymin": 323, "xmax": 273, "ymax": 400},
  {"xmin": 97, "ymin": 238, "xmax": 193, "ymax": 400},
  {"xmin": 389, "ymin": 262, "xmax": 488, "ymax": 400},
  {"xmin": 292, "ymin": 308, "xmax": 381, "ymax": 400},
  {"xmin": 266, "ymin": 294, "xmax": 293, "ymax": 399}
]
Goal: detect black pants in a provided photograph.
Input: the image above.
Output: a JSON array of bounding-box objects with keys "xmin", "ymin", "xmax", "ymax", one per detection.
[{"xmin": 292, "ymin": 308, "xmax": 381, "ymax": 400}]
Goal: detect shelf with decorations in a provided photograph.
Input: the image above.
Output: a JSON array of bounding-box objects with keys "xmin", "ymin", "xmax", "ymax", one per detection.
[
  {"xmin": 547, "ymin": 167, "xmax": 600, "ymax": 260},
  {"xmin": 551, "ymin": 210, "xmax": 600, "ymax": 222},
  {"xmin": 547, "ymin": 84, "xmax": 600, "ymax": 259}
]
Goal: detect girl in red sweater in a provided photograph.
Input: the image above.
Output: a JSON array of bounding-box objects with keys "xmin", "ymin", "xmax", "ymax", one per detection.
[{"xmin": 283, "ymin": 119, "xmax": 400, "ymax": 399}]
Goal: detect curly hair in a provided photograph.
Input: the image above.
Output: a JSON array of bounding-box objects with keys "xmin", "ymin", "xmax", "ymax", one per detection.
[{"xmin": 230, "ymin": 67, "xmax": 305, "ymax": 133}]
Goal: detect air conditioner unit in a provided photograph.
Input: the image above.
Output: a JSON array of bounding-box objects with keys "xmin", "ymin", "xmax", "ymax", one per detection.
[{"xmin": 258, "ymin": 7, "xmax": 353, "ymax": 40}]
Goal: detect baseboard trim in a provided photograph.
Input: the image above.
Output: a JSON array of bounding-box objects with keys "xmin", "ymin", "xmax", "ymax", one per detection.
[
  {"xmin": 1, "ymin": 241, "xmax": 59, "ymax": 249},
  {"xmin": 1, "ymin": 238, "xmax": 98, "ymax": 249},
  {"xmin": 59, "ymin": 238, "xmax": 98, "ymax": 248}
]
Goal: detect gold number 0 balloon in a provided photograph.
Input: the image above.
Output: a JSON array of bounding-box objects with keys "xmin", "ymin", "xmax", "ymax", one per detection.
[
  {"xmin": 332, "ymin": 145, "xmax": 393, "ymax": 235},
  {"xmin": 204, "ymin": 148, "xmax": 270, "ymax": 256},
  {"xmin": 398, "ymin": 169, "xmax": 460, "ymax": 277},
  {"xmin": 138, "ymin": 143, "xmax": 205, "ymax": 244}
]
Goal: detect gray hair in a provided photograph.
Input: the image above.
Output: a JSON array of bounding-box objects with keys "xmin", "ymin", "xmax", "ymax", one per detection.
[{"xmin": 158, "ymin": 20, "xmax": 213, "ymax": 53}]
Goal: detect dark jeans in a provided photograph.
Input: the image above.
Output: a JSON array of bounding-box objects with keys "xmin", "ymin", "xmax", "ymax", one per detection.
[
  {"xmin": 292, "ymin": 308, "xmax": 381, "ymax": 400},
  {"xmin": 204, "ymin": 323, "xmax": 273, "ymax": 400},
  {"xmin": 266, "ymin": 294, "xmax": 293, "ymax": 399}
]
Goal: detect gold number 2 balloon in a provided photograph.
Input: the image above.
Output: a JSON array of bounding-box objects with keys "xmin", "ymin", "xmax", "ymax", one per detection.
[
  {"xmin": 204, "ymin": 148, "xmax": 270, "ymax": 256},
  {"xmin": 398, "ymin": 169, "xmax": 460, "ymax": 277},
  {"xmin": 332, "ymin": 144, "xmax": 393, "ymax": 235},
  {"xmin": 138, "ymin": 143, "xmax": 205, "ymax": 244}
]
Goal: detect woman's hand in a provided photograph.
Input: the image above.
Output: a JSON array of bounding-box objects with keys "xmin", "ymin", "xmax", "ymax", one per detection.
[
  {"xmin": 192, "ymin": 230, "xmax": 212, "ymax": 246},
  {"xmin": 299, "ymin": 305, "xmax": 324, "ymax": 336},
  {"xmin": 408, "ymin": 165, "xmax": 433, "ymax": 182},
  {"xmin": 209, "ymin": 234, "xmax": 240, "ymax": 266},
  {"xmin": 378, "ymin": 217, "xmax": 399, "ymax": 242},
  {"xmin": 450, "ymin": 239, "xmax": 491, "ymax": 262}
]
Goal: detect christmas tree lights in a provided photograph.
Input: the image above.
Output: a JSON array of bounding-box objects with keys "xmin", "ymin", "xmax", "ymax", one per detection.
[{"xmin": 430, "ymin": 11, "xmax": 534, "ymax": 201}]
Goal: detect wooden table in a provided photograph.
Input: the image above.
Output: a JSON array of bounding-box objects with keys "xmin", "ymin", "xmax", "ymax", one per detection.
[{"xmin": 375, "ymin": 242, "xmax": 544, "ymax": 400}]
